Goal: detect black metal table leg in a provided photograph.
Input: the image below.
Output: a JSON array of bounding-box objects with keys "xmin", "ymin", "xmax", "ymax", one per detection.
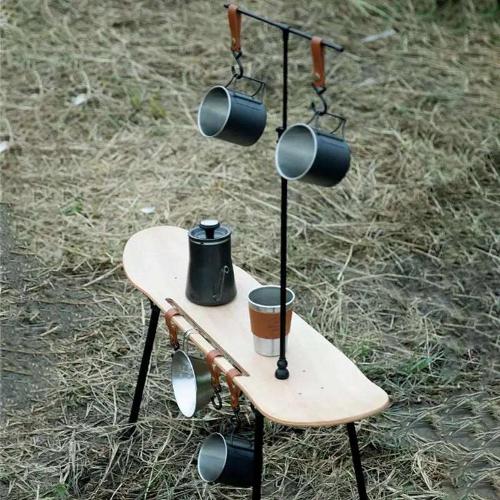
[
  {"xmin": 122, "ymin": 301, "xmax": 160, "ymax": 439},
  {"xmin": 346, "ymin": 423, "xmax": 368, "ymax": 500},
  {"xmin": 252, "ymin": 408, "xmax": 264, "ymax": 500}
]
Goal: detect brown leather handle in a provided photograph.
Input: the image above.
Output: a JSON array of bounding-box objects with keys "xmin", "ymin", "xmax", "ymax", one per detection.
[
  {"xmin": 206, "ymin": 349, "xmax": 223, "ymax": 388},
  {"xmin": 311, "ymin": 36, "xmax": 325, "ymax": 89},
  {"xmin": 164, "ymin": 307, "xmax": 180, "ymax": 349},
  {"xmin": 228, "ymin": 4, "xmax": 242, "ymax": 53},
  {"xmin": 226, "ymin": 368, "xmax": 242, "ymax": 410}
]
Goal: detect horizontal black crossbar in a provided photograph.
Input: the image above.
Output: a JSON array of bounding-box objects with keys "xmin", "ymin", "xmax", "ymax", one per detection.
[{"xmin": 223, "ymin": 3, "xmax": 344, "ymax": 52}]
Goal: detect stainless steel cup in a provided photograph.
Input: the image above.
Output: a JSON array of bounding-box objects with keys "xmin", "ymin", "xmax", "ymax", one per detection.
[
  {"xmin": 197, "ymin": 432, "xmax": 254, "ymax": 488},
  {"xmin": 198, "ymin": 85, "xmax": 267, "ymax": 146},
  {"xmin": 275, "ymin": 123, "xmax": 350, "ymax": 187},
  {"xmin": 171, "ymin": 350, "xmax": 213, "ymax": 417},
  {"xmin": 248, "ymin": 285, "xmax": 295, "ymax": 357}
]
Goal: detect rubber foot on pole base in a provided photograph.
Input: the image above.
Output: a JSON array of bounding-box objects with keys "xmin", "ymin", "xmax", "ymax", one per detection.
[
  {"xmin": 275, "ymin": 359, "xmax": 289, "ymax": 379},
  {"xmin": 275, "ymin": 367, "xmax": 289, "ymax": 379}
]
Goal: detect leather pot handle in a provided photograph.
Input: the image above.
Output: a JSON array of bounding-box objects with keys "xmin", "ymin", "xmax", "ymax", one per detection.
[
  {"xmin": 226, "ymin": 368, "xmax": 242, "ymax": 410},
  {"xmin": 311, "ymin": 36, "xmax": 325, "ymax": 89},
  {"xmin": 164, "ymin": 307, "xmax": 180, "ymax": 349},
  {"xmin": 228, "ymin": 4, "xmax": 242, "ymax": 53},
  {"xmin": 206, "ymin": 349, "xmax": 223, "ymax": 388}
]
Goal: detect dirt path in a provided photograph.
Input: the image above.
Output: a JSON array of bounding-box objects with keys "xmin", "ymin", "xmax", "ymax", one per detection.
[
  {"xmin": 1, "ymin": 204, "xmax": 50, "ymax": 414},
  {"xmin": 1, "ymin": 202, "xmax": 106, "ymax": 414}
]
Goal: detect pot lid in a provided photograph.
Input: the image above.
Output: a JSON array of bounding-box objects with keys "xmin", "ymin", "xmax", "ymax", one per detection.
[{"xmin": 189, "ymin": 219, "xmax": 231, "ymax": 241}]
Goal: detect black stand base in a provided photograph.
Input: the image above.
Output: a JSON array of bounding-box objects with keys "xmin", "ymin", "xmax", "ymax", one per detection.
[
  {"xmin": 346, "ymin": 422, "xmax": 368, "ymax": 500},
  {"xmin": 122, "ymin": 301, "xmax": 160, "ymax": 440}
]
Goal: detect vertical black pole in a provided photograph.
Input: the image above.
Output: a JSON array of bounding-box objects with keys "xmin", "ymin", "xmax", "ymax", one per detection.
[
  {"xmin": 252, "ymin": 408, "xmax": 265, "ymax": 500},
  {"xmin": 275, "ymin": 26, "xmax": 290, "ymax": 380},
  {"xmin": 123, "ymin": 301, "xmax": 160, "ymax": 439},
  {"xmin": 346, "ymin": 423, "xmax": 369, "ymax": 500}
]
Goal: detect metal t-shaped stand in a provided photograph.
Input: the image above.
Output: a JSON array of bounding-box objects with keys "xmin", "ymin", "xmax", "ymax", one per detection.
[
  {"xmin": 123, "ymin": 8, "xmax": 375, "ymax": 500},
  {"xmin": 223, "ymin": 4, "xmax": 343, "ymax": 380}
]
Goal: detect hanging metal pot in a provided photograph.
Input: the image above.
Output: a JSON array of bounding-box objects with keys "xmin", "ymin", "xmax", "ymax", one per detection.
[
  {"xmin": 197, "ymin": 4, "xmax": 267, "ymax": 147},
  {"xmin": 197, "ymin": 432, "xmax": 255, "ymax": 488},
  {"xmin": 275, "ymin": 36, "xmax": 351, "ymax": 187},
  {"xmin": 275, "ymin": 122, "xmax": 350, "ymax": 187},
  {"xmin": 171, "ymin": 349, "xmax": 214, "ymax": 418},
  {"xmin": 197, "ymin": 82, "xmax": 266, "ymax": 147},
  {"xmin": 170, "ymin": 327, "xmax": 223, "ymax": 418}
]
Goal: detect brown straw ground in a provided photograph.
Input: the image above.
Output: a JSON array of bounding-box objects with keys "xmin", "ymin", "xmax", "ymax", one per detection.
[{"xmin": 1, "ymin": 0, "xmax": 499, "ymax": 498}]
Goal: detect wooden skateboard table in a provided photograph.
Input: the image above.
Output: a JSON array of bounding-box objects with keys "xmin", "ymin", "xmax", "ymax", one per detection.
[{"xmin": 123, "ymin": 225, "xmax": 389, "ymax": 427}]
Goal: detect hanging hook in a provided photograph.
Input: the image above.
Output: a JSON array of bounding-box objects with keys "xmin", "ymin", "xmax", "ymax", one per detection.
[
  {"xmin": 164, "ymin": 307, "xmax": 180, "ymax": 350},
  {"xmin": 230, "ymin": 406, "xmax": 242, "ymax": 433},
  {"xmin": 231, "ymin": 50, "xmax": 244, "ymax": 79},
  {"xmin": 181, "ymin": 327, "xmax": 197, "ymax": 353},
  {"xmin": 228, "ymin": 5, "xmax": 244, "ymax": 79},
  {"xmin": 310, "ymin": 36, "xmax": 328, "ymax": 117},
  {"xmin": 206, "ymin": 349, "xmax": 223, "ymax": 410},
  {"xmin": 211, "ymin": 389, "xmax": 223, "ymax": 410},
  {"xmin": 311, "ymin": 84, "xmax": 328, "ymax": 116}
]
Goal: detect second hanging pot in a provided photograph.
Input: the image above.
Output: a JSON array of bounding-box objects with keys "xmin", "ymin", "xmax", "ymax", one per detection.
[
  {"xmin": 275, "ymin": 123, "xmax": 350, "ymax": 187},
  {"xmin": 197, "ymin": 432, "xmax": 255, "ymax": 488}
]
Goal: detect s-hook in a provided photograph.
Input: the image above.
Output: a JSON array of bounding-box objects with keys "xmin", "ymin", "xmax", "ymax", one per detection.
[
  {"xmin": 310, "ymin": 36, "xmax": 328, "ymax": 116},
  {"xmin": 308, "ymin": 36, "xmax": 347, "ymax": 137},
  {"xmin": 206, "ymin": 349, "xmax": 224, "ymax": 411},
  {"xmin": 231, "ymin": 50, "xmax": 244, "ymax": 79},
  {"xmin": 226, "ymin": 4, "xmax": 267, "ymax": 96},
  {"xmin": 311, "ymin": 85, "xmax": 328, "ymax": 116},
  {"xmin": 228, "ymin": 4, "xmax": 244, "ymax": 79}
]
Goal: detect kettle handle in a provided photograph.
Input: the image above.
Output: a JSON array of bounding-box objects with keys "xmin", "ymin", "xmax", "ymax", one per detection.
[{"xmin": 213, "ymin": 265, "xmax": 230, "ymax": 302}]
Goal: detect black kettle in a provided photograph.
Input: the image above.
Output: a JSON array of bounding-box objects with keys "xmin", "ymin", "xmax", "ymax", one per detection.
[{"xmin": 185, "ymin": 219, "xmax": 237, "ymax": 306}]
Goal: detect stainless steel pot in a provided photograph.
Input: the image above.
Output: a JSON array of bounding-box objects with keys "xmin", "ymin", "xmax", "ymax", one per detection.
[
  {"xmin": 198, "ymin": 85, "xmax": 267, "ymax": 147},
  {"xmin": 171, "ymin": 350, "xmax": 213, "ymax": 417},
  {"xmin": 275, "ymin": 123, "xmax": 350, "ymax": 187},
  {"xmin": 197, "ymin": 432, "xmax": 254, "ymax": 488}
]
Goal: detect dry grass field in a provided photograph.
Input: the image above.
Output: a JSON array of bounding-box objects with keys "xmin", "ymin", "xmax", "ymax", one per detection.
[{"xmin": 1, "ymin": 0, "xmax": 499, "ymax": 498}]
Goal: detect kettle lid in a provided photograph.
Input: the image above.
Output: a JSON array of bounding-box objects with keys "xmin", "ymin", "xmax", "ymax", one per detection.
[{"xmin": 189, "ymin": 219, "xmax": 231, "ymax": 242}]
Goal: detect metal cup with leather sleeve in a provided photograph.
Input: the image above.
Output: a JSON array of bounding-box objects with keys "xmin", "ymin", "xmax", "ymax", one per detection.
[{"xmin": 186, "ymin": 219, "xmax": 237, "ymax": 306}]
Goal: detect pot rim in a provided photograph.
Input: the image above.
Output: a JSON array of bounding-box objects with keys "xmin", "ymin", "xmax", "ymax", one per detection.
[
  {"xmin": 197, "ymin": 85, "xmax": 232, "ymax": 138},
  {"xmin": 275, "ymin": 123, "xmax": 318, "ymax": 181},
  {"xmin": 171, "ymin": 349, "xmax": 198, "ymax": 417},
  {"xmin": 248, "ymin": 285, "xmax": 295, "ymax": 311},
  {"xmin": 197, "ymin": 432, "xmax": 228, "ymax": 482}
]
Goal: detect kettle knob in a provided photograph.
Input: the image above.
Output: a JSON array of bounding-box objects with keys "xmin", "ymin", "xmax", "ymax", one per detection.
[{"xmin": 200, "ymin": 219, "xmax": 220, "ymax": 239}]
